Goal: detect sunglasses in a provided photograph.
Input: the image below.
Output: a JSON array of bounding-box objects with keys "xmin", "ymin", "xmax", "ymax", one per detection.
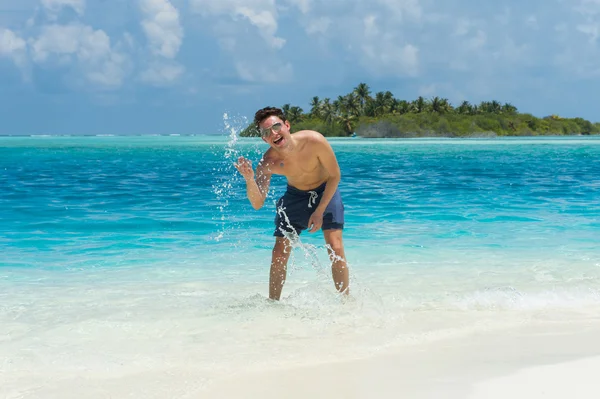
[{"xmin": 259, "ymin": 122, "xmax": 283, "ymax": 138}]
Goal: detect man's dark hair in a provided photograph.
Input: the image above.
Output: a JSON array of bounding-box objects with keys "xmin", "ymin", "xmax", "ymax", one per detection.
[{"xmin": 254, "ymin": 107, "xmax": 287, "ymax": 129}]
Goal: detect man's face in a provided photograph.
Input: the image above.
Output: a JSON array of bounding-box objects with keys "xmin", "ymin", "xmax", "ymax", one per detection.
[{"xmin": 258, "ymin": 116, "xmax": 291, "ymax": 149}]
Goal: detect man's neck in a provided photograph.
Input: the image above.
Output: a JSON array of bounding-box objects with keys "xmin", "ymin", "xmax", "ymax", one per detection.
[{"xmin": 277, "ymin": 136, "xmax": 297, "ymax": 157}]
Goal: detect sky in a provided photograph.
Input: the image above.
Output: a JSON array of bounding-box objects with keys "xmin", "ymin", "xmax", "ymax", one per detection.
[{"xmin": 0, "ymin": 0, "xmax": 599, "ymax": 135}]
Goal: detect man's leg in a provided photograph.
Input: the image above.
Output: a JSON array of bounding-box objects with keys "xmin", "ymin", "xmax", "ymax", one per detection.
[
  {"xmin": 269, "ymin": 237, "xmax": 292, "ymax": 300},
  {"xmin": 323, "ymin": 229, "xmax": 349, "ymax": 294}
]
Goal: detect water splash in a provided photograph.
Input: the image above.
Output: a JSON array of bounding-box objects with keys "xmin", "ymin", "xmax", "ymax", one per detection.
[
  {"xmin": 275, "ymin": 204, "xmax": 345, "ymax": 290},
  {"xmin": 211, "ymin": 113, "xmax": 247, "ymax": 242},
  {"xmin": 222, "ymin": 112, "xmax": 240, "ymax": 161},
  {"xmin": 274, "ymin": 202, "xmax": 376, "ymax": 304}
]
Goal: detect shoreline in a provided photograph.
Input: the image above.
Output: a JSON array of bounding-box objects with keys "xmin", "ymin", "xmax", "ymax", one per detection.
[{"xmin": 202, "ymin": 318, "xmax": 600, "ymax": 399}]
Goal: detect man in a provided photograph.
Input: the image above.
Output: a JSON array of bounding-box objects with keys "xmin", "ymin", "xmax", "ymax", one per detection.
[{"xmin": 234, "ymin": 106, "xmax": 350, "ymax": 301}]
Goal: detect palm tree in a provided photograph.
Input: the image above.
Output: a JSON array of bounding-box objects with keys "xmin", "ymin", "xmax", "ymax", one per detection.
[
  {"xmin": 364, "ymin": 100, "xmax": 376, "ymax": 117},
  {"xmin": 490, "ymin": 100, "xmax": 502, "ymax": 114},
  {"xmin": 502, "ymin": 102, "xmax": 518, "ymax": 115},
  {"xmin": 309, "ymin": 96, "xmax": 321, "ymax": 118},
  {"xmin": 395, "ymin": 100, "xmax": 411, "ymax": 114},
  {"xmin": 440, "ymin": 98, "xmax": 453, "ymax": 113},
  {"xmin": 383, "ymin": 91, "xmax": 395, "ymax": 113},
  {"xmin": 371, "ymin": 91, "xmax": 394, "ymax": 116},
  {"xmin": 456, "ymin": 100, "xmax": 472, "ymax": 115},
  {"xmin": 342, "ymin": 93, "xmax": 361, "ymax": 118},
  {"xmin": 287, "ymin": 106, "xmax": 304, "ymax": 123},
  {"xmin": 430, "ymin": 96, "xmax": 446, "ymax": 114},
  {"xmin": 321, "ymin": 98, "xmax": 335, "ymax": 125},
  {"xmin": 334, "ymin": 96, "xmax": 345, "ymax": 117},
  {"xmin": 337, "ymin": 114, "xmax": 356, "ymax": 135},
  {"xmin": 353, "ymin": 83, "xmax": 371, "ymax": 115},
  {"xmin": 412, "ymin": 96, "xmax": 428, "ymax": 113},
  {"xmin": 479, "ymin": 101, "xmax": 495, "ymax": 113},
  {"xmin": 281, "ymin": 103, "xmax": 291, "ymax": 119}
]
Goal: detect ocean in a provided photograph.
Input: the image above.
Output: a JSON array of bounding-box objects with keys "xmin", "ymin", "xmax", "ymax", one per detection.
[{"xmin": 1, "ymin": 131, "xmax": 600, "ymax": 396}]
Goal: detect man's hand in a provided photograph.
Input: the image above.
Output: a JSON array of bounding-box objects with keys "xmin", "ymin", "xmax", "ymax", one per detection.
[
  {"xmin": 307, "ymin": 210, "xmax": 324, "ymax": 233},
  {"xmin": 234, "ymin": 156, "xmax": 254, "ymax": 181}
]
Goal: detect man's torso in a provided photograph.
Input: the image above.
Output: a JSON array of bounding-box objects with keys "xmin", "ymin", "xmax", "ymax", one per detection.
[{"xmin": 263, "ymin": 131, "xmax": 328, "ymax": 190}]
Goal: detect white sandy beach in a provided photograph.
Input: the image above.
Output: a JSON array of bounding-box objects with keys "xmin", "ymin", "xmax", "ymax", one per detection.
[
  {"xmin": 470, "ymin": 356, "xmax": 600, "ymax": 399},
  {"xmin": 3, "ymin": 316, "xmax": 600, "ymax": 398},
  {"xmin": 202, "ymin": 318, "xmax": 600, "ymax": 399}
]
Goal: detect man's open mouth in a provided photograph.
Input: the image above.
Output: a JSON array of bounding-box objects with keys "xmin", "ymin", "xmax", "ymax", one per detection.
[{"xmin": 273, "ymin": 136, "xmax": 283, "ymax": 145}]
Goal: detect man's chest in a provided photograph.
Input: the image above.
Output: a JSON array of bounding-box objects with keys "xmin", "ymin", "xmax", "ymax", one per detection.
[{"xmin": 272, "ymin": 155, "xmax": 321, "ymax": 177}]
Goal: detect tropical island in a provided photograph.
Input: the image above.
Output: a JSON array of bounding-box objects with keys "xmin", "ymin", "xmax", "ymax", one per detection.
[{"xmin": 241, "ymin": 83, "xmax": 600, "ymax": 138}]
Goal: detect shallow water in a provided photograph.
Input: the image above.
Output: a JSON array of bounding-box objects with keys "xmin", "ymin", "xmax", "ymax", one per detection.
[{"xmin": 1, "ymin": 135, "xmax": 600, "ymax": 395}]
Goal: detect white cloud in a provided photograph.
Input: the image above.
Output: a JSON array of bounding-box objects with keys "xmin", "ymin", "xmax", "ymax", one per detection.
[
  {"xmin": 305, "ymin": 17, "xmax": 330, "ymax": 35},
  {"xmin": 41, "ymin": 0, "xmax": 85, "ymax": 17},
  {"xmin": 444, "ymin": 16, "xmax": 528, "ymax": 73},
  {"xmin": 526, "ymin": 15, "xmax": 538, "ymax": 29},
  {"xmin": 574, "ymin": 0, "xmax": 600, "ymax": 44},
  {"xmin": 190, "ymin": 0, "xmax": 285, "ymax": 49},
  {"xmin": 491, "ymin": 38, "xmax": 528, "ymax": 64},
  {"xmin": 235, "ymin": 61, "xmax": 293, "ymax": 83},
  {"xmin": 239, "ymin": 7, "xmax": 285, "ymax": 48},
  {"xmin": 0, "ymin": 28, "xmax": 29, "ymax": 72},
  {"xmin": 86, "ymin": 51, "xmax": 131, "ymax": 88},
  {"xmin": 190, "ymin": 0, "xmax": 289, "ymax": 83},
  {"xmin": 578, "ymin": 23, "xmax": 600, "ymax": 43},
  {"xmin": 287, "ymin": 1, "xmax": 424, "ymax": 78},
  {"xmin": 29, "ymin": 24, "xmax": 131, "ymax": 89},
  {"xmin": 467, "ymin": 30, "xmax": 487, "ymax": 50},
  {"xmin": 362, "ymin": 41, "xmax": 419, "ymax": 77},
  {"xmin": 451, "ymin": 18, "xmax": 487, "ymax": 50},
  {"xmin": 30, "ymin": 24, "xmax": 90, "ymax": 62},
  {"xmin": 138, "ymin": 0, "xmax": 185, "ymax": 86},
  {"xmin": 284, "ymin": 0, "xmax": 311, "ymax": 14},
  {"xmin": 455, "ymin": 19, "xmax": 473, "ymax": 36},
  {"xmin": 375, "ymin": 0, "xmax": 422, "ymax": 22},
  {"xmin": 555, "ymin": 23, "xmax": 568, "ymax": 33},
  {"xmin": 575, "ymin": 0, "xmax": 600, "ymax": 16},
  {"xmin": 364, "ymin": 14, "xmax": 378, "ymax": 36},
  {"xmin": 139, "ymin": 0, "xmax": 183, "ymax": 59},
  {"xmin": 0, "ymin": 28, "xmax": 27, "ymax": 56},
  {"xmin": 140, "ymin": 61, "xmax": 184, "ymax": 85},
  {"xmin": 358, "ymin": 14, "xmax": 419, "ymax": 77},
  {"xmin": 574, "ymin": 0, "xmax": 600, "ymax": 40},
  {"xmin": 551, "ymin": 0, "xmax": 600, "ymax": 77}
]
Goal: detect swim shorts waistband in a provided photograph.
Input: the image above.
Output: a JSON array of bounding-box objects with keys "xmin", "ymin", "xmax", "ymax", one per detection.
[{"xmin": 285, "ymin": 182, "xmax": 327, "ymax": 195}]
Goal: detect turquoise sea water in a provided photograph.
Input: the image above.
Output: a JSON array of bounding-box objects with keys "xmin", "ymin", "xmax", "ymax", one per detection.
[{"xmin": 1, "ymin": 133, "xmax": 600, "ymax": 395}]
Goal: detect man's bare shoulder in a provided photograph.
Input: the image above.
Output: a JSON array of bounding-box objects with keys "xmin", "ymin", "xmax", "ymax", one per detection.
[{"xmin": 291, "ymin": 130, "xmax": 327, "ymax": 143}]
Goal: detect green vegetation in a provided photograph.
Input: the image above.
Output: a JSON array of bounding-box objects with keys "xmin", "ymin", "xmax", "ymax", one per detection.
[{"xmin": 241, "ymin": 83, "xmax": 600, "ymax": 138}]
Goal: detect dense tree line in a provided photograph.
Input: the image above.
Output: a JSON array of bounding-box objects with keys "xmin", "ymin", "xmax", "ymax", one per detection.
[{"xmin": 241, "ymin": 83, "xmax": 600, "ymax": 138}]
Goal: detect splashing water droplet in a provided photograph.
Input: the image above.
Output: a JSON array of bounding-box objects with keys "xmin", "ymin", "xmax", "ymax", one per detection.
[
  {"xmin": 211, "ymin": 113, "xmax": 247, "ymax": 242},
  {"xmin": 222, "ymin": 112, "xmax": 240, "ymax": 161}
]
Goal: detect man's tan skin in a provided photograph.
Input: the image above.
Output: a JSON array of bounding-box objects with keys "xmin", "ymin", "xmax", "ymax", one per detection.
[{"xmin": 234, "ymin": 109, "xmax": 350, "ymax": 301}]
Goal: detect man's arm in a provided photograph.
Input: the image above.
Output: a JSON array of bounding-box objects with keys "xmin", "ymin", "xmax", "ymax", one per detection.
[
  {"xmin": 308, "ymin": 133, "xmax": 341, "ymax": 232},
  {"xmin": 234, "ymin": 156, "xmax": 272, "ymax": 210}
]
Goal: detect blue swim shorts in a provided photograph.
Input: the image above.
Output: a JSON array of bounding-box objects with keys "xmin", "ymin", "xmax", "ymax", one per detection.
[{"xmin": 274, "ymin": 182, "xmax": 344, "ymax": 237}]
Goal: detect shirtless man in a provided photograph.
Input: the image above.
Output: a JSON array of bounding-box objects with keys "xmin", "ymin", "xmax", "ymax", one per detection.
[{"xmin": 234, "ymin": 106, "xmax": 350, "ymax": 300}]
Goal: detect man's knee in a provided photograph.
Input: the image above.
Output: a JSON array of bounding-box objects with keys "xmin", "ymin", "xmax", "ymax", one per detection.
[
  {"xmin": 325, "ymin": 233, "xmax": 344, "ymax": 259},
  {"xmin": 273, "ymin": 237, "xmax": 290, "ymax": 249},
  {"xmin": 329, "ymin": 241, "xmax": 342, "ymax": 253},
  {"xmin": 272, "ymin": 238, "xmax": 292, "ymax": 261}
]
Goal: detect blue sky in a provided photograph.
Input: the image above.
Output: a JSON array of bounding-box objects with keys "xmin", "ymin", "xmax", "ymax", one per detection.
[{"xmin": 0, "ymin": 0, "xmax": 599, "ymax": 135}]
